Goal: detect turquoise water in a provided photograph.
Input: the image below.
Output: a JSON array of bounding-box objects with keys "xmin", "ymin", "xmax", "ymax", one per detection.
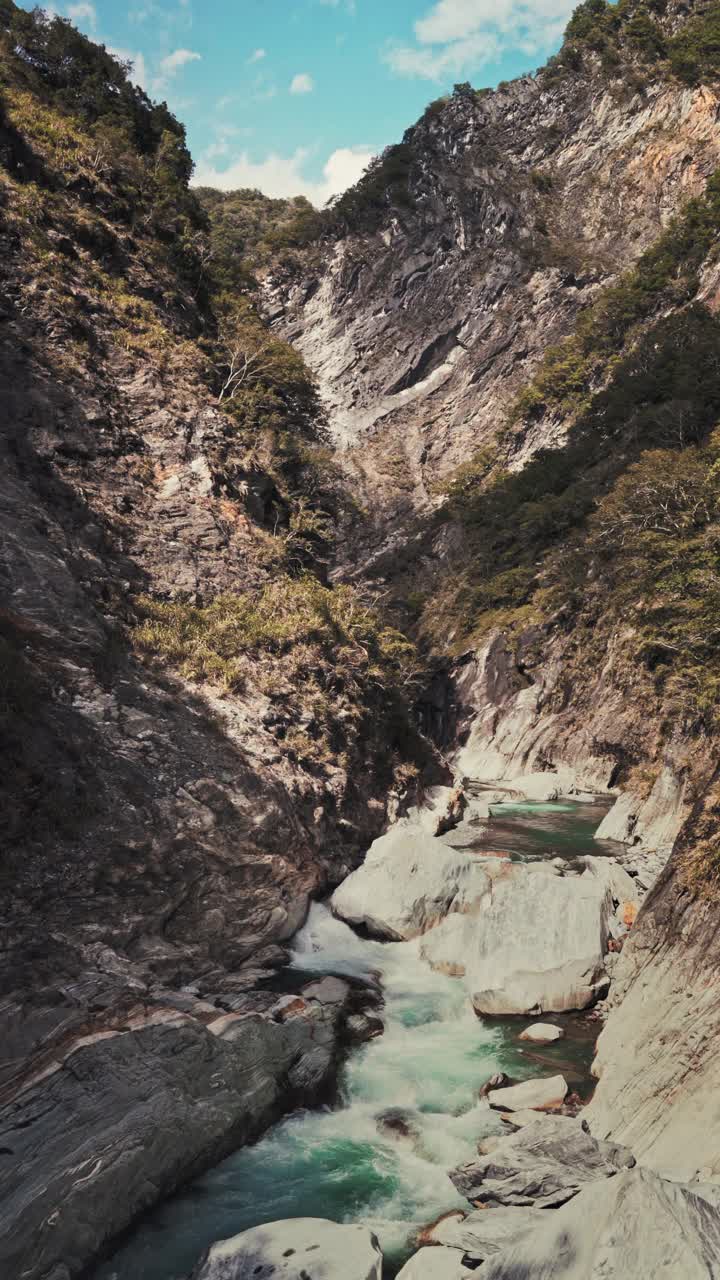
[
  {"xmin": 94, "ymin": 800, "xmax": 610, "ymax": 1280},
  {"xmin": 463, "ymin": 796, "xmax": 617, "ymax": 861}
]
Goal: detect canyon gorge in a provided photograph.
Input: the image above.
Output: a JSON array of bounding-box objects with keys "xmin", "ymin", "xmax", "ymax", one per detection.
[{"xmin": 4, "ymin": 0, "xmax": 720, "ymax": 1275}]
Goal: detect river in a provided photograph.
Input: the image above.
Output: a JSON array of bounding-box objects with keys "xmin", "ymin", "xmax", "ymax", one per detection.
[{"xmin": 94, "ymin": 798, "xmax": 614, "ymax": 1279}]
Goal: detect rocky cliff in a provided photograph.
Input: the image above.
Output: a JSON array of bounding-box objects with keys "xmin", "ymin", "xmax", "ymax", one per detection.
[
  {"xmin": 587, "ymin": 775, "xmax": 720, "ymax": 1181},
  {"xmin": 0, "ymin": 7, "xmax": 433, "ymax": 1276},
  {"xmin": 268, "ymin": 0, "xmax": 720, "ymax": 853},
  {"xmin": 5, "ymin": 0, "xmax": 720, "ymax": 1273},
  {"xmin": 269, "ymin": 0, "xmax": 720, "ymax": 562}
]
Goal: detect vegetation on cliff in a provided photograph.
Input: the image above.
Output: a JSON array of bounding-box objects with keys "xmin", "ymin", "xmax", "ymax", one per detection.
[
  {"xmin": 0, "ymin": 0, "xmax": 423, "ymax": 813},
  {"xmin": 421, "ymin": 161, "xmax": 720, "ymax": 734}
]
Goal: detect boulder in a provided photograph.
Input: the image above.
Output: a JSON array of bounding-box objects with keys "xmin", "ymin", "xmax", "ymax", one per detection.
[
  {"xmin": 395, "ymin": 1246, "xmax": 472, "ymax": 1279},
  {"xmin": 500, "ymin": 1108, "xmax": 555, "ymax": 1128},
  {"xmin": 519, "ymin": 1023, "xmax": 564, "ymax": 1043},
  {"xmin": 488, "ymin": 1074, "xmax": 568, "ymax": 1113},
  {"xmin": 450, "ymin": 1115, "xmax": 635, "ymax": 1209},
  {"xmin": 431, "ymin": 1204, "xmax": 547, "ymax": 1260},
  {"xmin": 420, "ymin": 864, "xmax": 612, "ymax": 1014},
  {"xmin": 478, "ymin": 1167, "xmax": 720, "ymax": 1279},
  {"xmin": 581, "ymin": 857, "xmax": 641, "ymax": 936},
  {"xmin": 410, "ymin": 786, "xmax": 468, "ymax": 836},
  {"xmin": 190, "ymin": 1218, "xmax": 382, "ymax": 1280},
  {"xmin": 376, "ymin": 1107, "xmax": 422, "ymax": 1145},
  {"xmin": 330, "ymin": 824, "xmax": 491, "ymax": 940},
  {"xmin": 478, "ymin": 1071, "xmax": 511, "ymax": 1098}
]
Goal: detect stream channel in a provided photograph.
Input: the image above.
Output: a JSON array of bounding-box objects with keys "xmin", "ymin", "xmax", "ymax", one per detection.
[{"xmin": 96, "ymin": 797, "xmax": 616, "ymax": 1279}]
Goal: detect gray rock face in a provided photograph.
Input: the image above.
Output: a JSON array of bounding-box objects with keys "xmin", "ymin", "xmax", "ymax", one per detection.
[
  {"xmin": 190, "ymin": 1218, "xmax": 382, "ymax": 1280},
  {"xmin": 395, "ymin": 1247, "xmax": 471, "ymax": 1279},
  {"xmin": 449, "ymin": 634, "xmax": 689, "ymax": 884},
  {"xmin": 420, "ymin": 863, "xmax": 613, "ymax": 1014},
  {"xmin": 270, "ymin": 70, "xmax": 720, "ymax": 586},
  {"xmin": 487, "ymin": 1074, "xmax": 568, "ymax": 1113},
  {"xmin": 330, "ymin": 821, "xmax": 494, "ymax": 940},
  {"xmin": 431, "ymin": 1205, "xmax": 546, "ymax": 1260},
  {"xmin": 477, "ymin": 1167, "xmax": 720, "ymax": 1279},
  {"xmin": 0, "ymin": 983, "xmax": 352, "ymax": 1280},
  {"xmin": 587, "ymin": 787, "xmax": 720, "ymax": 1181},
  {"xmin": 450, "ymin": 1115, "xmax": 634, "ymax": 1208}
]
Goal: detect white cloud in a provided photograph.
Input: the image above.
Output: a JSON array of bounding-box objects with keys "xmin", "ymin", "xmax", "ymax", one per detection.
[
  {"xmin": 290, "ymin": 72, "xmax": 315, "ymax": 94},
  {"xmin": 159, "ymin": 47, "xmax": 201, "ymax": 75},
  {"xmin": 66, "ymin": 1, "xmax": 97, "ymax": 29},
  {"xmin": 384, "ymin": 0, "xmax": 574, "ymax": 80},
  {"xmin": 150, "ymin": 46, "xmax": 201, "ymax": 95},
  {"xmin": 107, "ymin": 45, "xmax": 149, "ymax": 89},
  {"xmin": 192, "ymin": 143, "xmax": 374, "ymax": 207},
  {"xmin": 248, "ymin": 47, "xmax": 266, "ymax": 63}
]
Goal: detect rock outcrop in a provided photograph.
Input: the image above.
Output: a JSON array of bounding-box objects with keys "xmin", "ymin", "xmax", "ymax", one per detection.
[
  {"xmin": 190, "ymin": 1218, "xmax": 383, "ymax": 1280},
  {"xmin": 477, "ymin": 1168, "xmax": 720, "ymax": 1279},
  {"xmin": 420, "ymin": 862, "xmax": 613, "ymax": 1014},
  {"xmin": 330, "ymin": 820, "xmax": 493, "ymax": 940},
  {"xmin": 586, "ymin": 779, "xmax": 720, "ymax": 1182},
  {"xmin": 0, "ymin": 980, "xmax": 360, "ymax": 1280},
  {"xmin": 450, "ymin": 1115, "xmax": 635, "ymax": 1209},
  {"xmin": 270, "ymin": 43, "xmax": 720, "ymax": 551},
  {"xmin": 395, "ymin": 1247, "xmax": 471, "ymax": 1279}
]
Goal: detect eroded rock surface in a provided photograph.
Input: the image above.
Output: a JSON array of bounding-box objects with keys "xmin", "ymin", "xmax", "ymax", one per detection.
[
  {"xmin": 478, "ymin": 1167, "xmax": 720, "ymax": 1279},
  {"xmin": 330, "ymin": 821, "xmax": 493, "ymax": 940},
  {"xmin": 190, "ymin": 1218, "xmax": 382, "ymax": 1280},
  {"xmin": 0, "ymin": 983, "xmax": 356, "ymax": 1280},
  {"xmin": 420, "ymin": 862, "xmax": 613, "ymax": 1014},
  {"xmin": 587, "ymin": 780, "xmax": 720, "ymax": 1181},
  {"xmin": 450, "ymin": 1115, "xmax": 634, "ymax": 1209}
]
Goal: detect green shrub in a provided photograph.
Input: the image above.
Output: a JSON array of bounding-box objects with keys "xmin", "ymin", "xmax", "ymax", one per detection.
[
  {"xmin": 513, "ymin": 168, "xmax": 720, "ymax": 419},
  {"xmin": 667, "ymin": 2, "xmax": 720, "ymax": 83},
  {"xmin": 135, "ymin": 577, "xmax": 417, "ymax": 694}
]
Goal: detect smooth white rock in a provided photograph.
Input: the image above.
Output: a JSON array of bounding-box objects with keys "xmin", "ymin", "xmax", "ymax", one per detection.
[
  {"xmin": 433, "ymin": 1205, "xmax": 547, "ymax": 1258},
  {"xmin": 488, "ymin": 1074, "xmax": 568, "ymax": 1113},
  {"xmin": 478, "ymin": 1167, "xmax": 720, "ymax": 1279},
  {"xmin": 420, "ymin": 864, "xmax": 612, "ymax": 1014},
  {"xmin": 331, "ymin": 824, "xmax": 491, "ymax": 940},
  {"xmin": 191, "ymin": 1218, "xmax": 382, "ymax": 1280},
  {"xmin": 500, "ymin": 1108, "xmax": 556, "ymax": 1128},
  {"xmin": 581, "ymin": 856, "xmax": 639, "ymax": 907},
  {"xmin": 395, "ymin": 1246, "xmax": 472, "ymax": 1279},
  {"xmin": 519, "ymin": 1023, "xmax": 564, "ymax": 1043},
  {"xmin": 408, "ymin": 785, "xmax": 467, "ymax": 836}
]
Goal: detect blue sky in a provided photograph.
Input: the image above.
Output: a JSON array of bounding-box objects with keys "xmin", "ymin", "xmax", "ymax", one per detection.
[{"xmin": 35, "ymin": 0, "xmax": 577, "ymax": 203}]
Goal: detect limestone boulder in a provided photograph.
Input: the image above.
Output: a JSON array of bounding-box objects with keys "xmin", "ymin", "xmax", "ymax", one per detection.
[
  {"xmin": 488, "ymin": 1074, "xmax": 568, "ymax": 1113},
  {"xmin": 330, "ymin": 824, "xmax": 491, "ymax": 940},
  {"xmin": 395, "ymin": 1246, "xmax": 472, "ymax": 1279},
  {"xmin": 450, "ymin": 1115, "xmax": 635, "ymax": 1209},
  {"xmin": 431, "ymin": 1204, "xmax": 546, "ymax": 1260},
  {"xmin": 478, "ymin": 1167, "xmax": 720, "ymax": 1279},
  {"xmin": 191, "ymin": 1218, "xmax": 382, "ymax": 1280},
  {"xmin": 518, "ymin": 1023, "xmax": 564, "ymax": 1043},
  {"xmin": 420, "ymin": 864, "xmax": 613, "ymax": 1014}
]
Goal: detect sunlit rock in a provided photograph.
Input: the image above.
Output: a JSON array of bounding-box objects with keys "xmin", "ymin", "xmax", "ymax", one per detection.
[
  {"xmin": 478, "ymin": 1168, "xmax": 720, "ymax": 1279},
  {"xmin": 420, "ymin": 864, "xmax": 613, "ymax": 1014},
  {"xmin": 191, "ymin": 1218, "xmax": 383, "ymax": 1280}
]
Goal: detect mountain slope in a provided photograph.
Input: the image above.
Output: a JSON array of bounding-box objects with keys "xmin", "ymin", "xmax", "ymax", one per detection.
[
  {"xmin": 0, "ymin": 8, "xmax": 435, "ymax": 1276},
  {"xmin": 268, "ymin": 0, "xmax": 720, "ymax": 568},
  {"xmin": 5, "ymin": 0, "xmax": 720, "ymax": 1273}
]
